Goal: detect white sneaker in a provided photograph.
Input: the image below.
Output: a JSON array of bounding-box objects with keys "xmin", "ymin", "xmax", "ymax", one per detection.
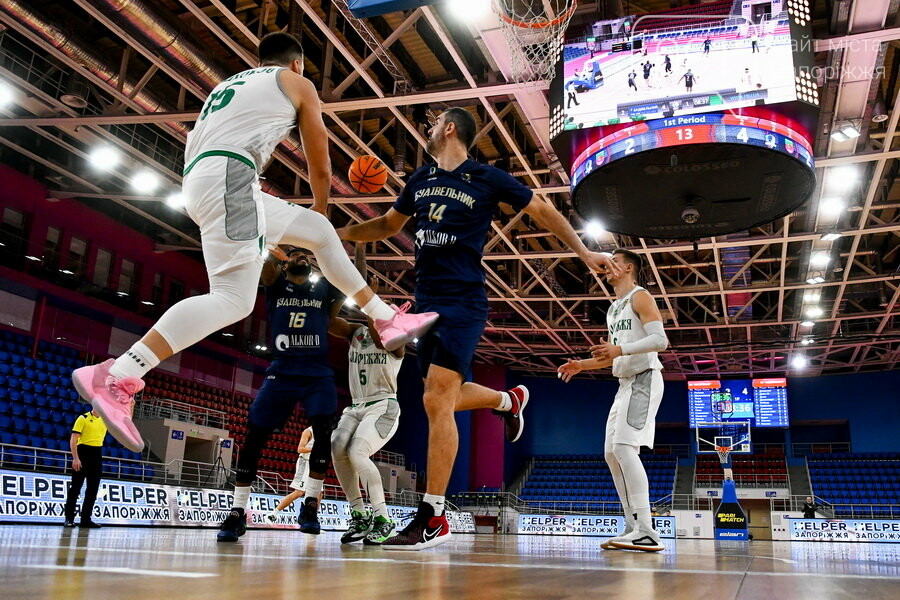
[
  {"xmin": 265, "ymin": 512, "xmax": 278, "ymax": 524},
  {"xmin": 608, "ymin": 526, "xmax": 665, "ymax": 552},
  {"xmin": 600, "ymin": 524, "xmax": 633, "ymax": 550}
]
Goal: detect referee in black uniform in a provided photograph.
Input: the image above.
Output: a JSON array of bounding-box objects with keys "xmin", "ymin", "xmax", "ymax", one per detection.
[{"xmin": 63, "ymin": 409, "xmax": 108, "ymax": 528}]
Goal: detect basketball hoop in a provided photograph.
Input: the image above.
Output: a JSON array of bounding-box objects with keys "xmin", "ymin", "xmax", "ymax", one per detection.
[
  {"xmin": 715, "ymin": 446, "xmax": 731, "ymax": 465},
  {"xmin": 494, "ymin": 0, "xmax": 578, "ymax": 83}
]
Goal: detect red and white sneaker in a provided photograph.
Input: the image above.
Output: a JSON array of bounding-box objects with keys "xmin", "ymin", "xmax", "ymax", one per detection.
[
  {"xmin": 494, "ymin": 385, "xmax": 529, "ymax": 443},
  {"xmin": 382, "ymin": 501, "xmax": 451, "ymax": 551},
  {"xmin": 72, "ymin": 359, "xmax": 145, "ymax": 452},
  {"xmin": 374, "ymin": 302, "xmax": 439, "ymax": 352}
]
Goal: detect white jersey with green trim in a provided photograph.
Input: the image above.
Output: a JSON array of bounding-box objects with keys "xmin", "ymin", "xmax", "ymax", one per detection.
[
  {"xmin": 607, "ymin": 285, "xmax": 663, "ymax": 379},
  {"xmin": 348, "ymin": 326, "xmax": 402, "ymax": 403},
  {"xmin": 185, "ymin": 66, "xmax": 295, "ymax": 171}
]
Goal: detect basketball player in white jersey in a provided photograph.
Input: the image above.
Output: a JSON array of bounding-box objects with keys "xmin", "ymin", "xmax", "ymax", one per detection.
[
  {"xmin": 557, "ymin": 249, "xmax": 669, "ymax": 552},
  {"xmin": 72, "ymin": 33, "xmax": 437, "ymax": 453},
  {"xmin": 329, "ymin": 311, "xmax": 404, "ymax": 545},
  {"xmin": 265, "ymin": 426, "xmax": 314, "ymax": 523}
]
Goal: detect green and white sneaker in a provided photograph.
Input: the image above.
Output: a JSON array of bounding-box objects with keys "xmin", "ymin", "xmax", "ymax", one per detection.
[
  {"xmin": 341, "ymin": 509, "xmax": 373, "ymax": 544},
  {"xmin": 363, "ymin": 515, "xmax": 396, "ymax": 546}
]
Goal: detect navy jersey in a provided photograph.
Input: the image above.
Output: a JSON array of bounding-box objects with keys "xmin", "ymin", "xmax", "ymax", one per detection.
[
  {"xmin": 393, "ymin": 159, "xmax": 533, "ymax": 299},
  {"xmin": 264, "ymin": 274, "xmax": 341, "ymax": 376}
]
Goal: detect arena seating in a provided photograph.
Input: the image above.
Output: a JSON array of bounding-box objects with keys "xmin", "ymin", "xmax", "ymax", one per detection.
[
  {"xmin": 695, "ymin": 449, "xmax": 788, "ymax": 487},
  {"xmin": 562, "ymin": 45, "xmax": 589, "ymax": 62},
  {"xmin": 0, "ymin": 329, "xmax": 155, "ymax": 478},
  {"xmin": 633, "ymin": 1, "xmax": 736, "ymax": 32},
  {"xmin": 518, "ymin": 454, "xmax": 676, "ymax": 512},
  {"xmin": 0, "ymin": 327, "xmax": 344, "ymax": 489},
  {"xmin": 808, "ymin": 452, "xmax": 900, "ymax": 517}
]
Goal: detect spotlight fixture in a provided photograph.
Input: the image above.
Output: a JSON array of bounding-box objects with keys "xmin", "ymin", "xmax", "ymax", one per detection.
[
  {"xmin": 132, "ymin": 170, "xmax": 160, "ymax": 193},
  {"xmin": 820, "ymin": 231, "xmax": 842, "ymax": 242},
  {"xmin": 805, "ymin": 306, "xmax": 824, "ymax": 318},
  {"xmin": 800, "ymin": 320, "xmax": 815, "ymax": 328},
  {"xmin": 810, "ymin": 252, "xmax": 830, "ymax": 267},
  {"xmin": 791, "ymin": 355, "xmax": 809, "ymax": 369},
  {"xmin": 309, "ymin": 273, "xmax": 320, "ymax": 283},
  {"xmin": 89, "ymin": 146, "xmax": 121, "ymax": 171},
  {"xmin": 806, "ymin": 275, "xmax": 826, "ymax": 285}
]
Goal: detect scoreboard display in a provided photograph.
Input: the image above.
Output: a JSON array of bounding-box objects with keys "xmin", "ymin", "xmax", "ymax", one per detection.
[
  {"xmin": 570, "ymin": 113, "xmax": 813, "ymax": 190},
  {"xmin": 688, "ymin": 378, "xmax": 790, "ymax": 428}
]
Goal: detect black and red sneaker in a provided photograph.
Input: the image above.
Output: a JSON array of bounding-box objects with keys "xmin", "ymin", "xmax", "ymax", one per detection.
[
  {"xmin": 493, "ymin": 385, "xmax": 529, "ymax": 443},
  {"xmin": 382, "ymin": 501, "xmax": 451, "ymax": 551}
]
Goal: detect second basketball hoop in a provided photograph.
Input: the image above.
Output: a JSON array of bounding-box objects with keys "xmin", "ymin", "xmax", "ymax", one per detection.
[{"xmin": 494, "ymin": 0, "xmax": 578, "ymax": 82}]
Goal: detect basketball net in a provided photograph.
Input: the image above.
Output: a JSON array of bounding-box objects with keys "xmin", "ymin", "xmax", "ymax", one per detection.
[
  {"xmin": 716, "ymin": 446, "xmax": 734, "ymax": 481},
  {"xmin": 494, "ymin": 0, "xmax": 578, "ymax": 83}
]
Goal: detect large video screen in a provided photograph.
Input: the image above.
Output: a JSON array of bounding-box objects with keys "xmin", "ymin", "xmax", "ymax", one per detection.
[
  {"xmin": 688, "ymin": 378, "xmax": 789, "ymax": 428},
  {"xmin": 561, "ymin": 16, "xmax": 797, "ymax": 127}
]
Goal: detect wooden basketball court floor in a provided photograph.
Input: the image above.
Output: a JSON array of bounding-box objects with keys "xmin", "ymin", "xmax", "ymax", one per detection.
[{"xmin": 1, "ymin": 525, "xmax": 898, "ymax": 600}]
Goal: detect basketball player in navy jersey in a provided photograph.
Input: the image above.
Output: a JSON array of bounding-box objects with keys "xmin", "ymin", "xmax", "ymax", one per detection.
[
  {"xmin": 218, "ymin": 246, "xmax": 341, "ymax": 541},
  {"xmin": 338, "ymin": 107, "xmax": 621, "ymax": 550}
]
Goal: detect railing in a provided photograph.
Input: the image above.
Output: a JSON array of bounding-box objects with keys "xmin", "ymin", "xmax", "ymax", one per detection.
[
  {"xmin": 136, "ymin": 396, "xmax": 228, "ymax": 430},
  {"xmin": 791, "ymin": 442, "xmax": 853, "ymax": 457},
  {"xmin": 770, "ymin": 495, "xmax": 900, "ymax": 520},
  {"xmin": 695, "ymin": 472, "xmax": 789, "ymax": 488},
  {"xmin": 656, "ymin": 493, "xmax": 715, "ymax": 512}
]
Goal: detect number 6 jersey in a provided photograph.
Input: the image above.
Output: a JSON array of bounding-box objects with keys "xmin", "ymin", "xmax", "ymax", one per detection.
[{"xmin": 185, "ymin": 67, "xmax": 296, "ymax": 173}]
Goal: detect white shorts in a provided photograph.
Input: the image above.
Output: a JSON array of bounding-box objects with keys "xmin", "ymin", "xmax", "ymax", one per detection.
[
  {"xmin": 289, "ymin": 455, "xmax": 310, "ymax": 491},
  {"xmin": 334, "ymin": 398, "xmax": 400, "ymax": 456},
  {"xmin": 605, "ymin": 369, "xmax": 663, "ymax": 452},
  {"xmin": 183, "ymin": 155, "xmax": 305, "ymax": 277}
]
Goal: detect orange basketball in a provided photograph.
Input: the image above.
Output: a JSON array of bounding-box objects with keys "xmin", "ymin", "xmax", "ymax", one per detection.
[{"xmin": 348, "ymin": 155, "xmax": 388, "ymax": 194}]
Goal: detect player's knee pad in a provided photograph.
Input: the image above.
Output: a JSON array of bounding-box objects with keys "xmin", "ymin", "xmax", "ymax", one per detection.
[
  {"xmin": 330, "ymin": 427, "xmax": 352, "ymax": 463},
  {"xmin": 345, "ymin": 442, "xmax": 369, "ymax": 471},
  {"xmin": 308, "ymin": 415, "xmax": 333, "ymax": 474},
  {"xmin": 612, "ymin": 443, "xmax": 640, "ymax": 465},
  {"xmin": 235, "ymin": 425, "xmax": 273, "ymax": 484},
  {"xmin": 604, "ymin": 450, "xmax": 618, "ymax": 467}
]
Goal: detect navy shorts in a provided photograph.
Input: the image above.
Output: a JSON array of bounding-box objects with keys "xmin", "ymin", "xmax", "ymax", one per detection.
[
  {"xmin": 249, "ymin": 372, "xmax": 337, "ymax": 430},
  {"xmin": 415, "ymin": 296, "xmax": 488, "ymax": 382}
]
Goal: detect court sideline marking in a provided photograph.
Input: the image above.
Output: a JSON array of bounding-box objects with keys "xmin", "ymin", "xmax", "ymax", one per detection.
[
  {"xmin": 5, "ymin": 542, "xmax": 899, "ymax": 581},
  {"xmin": 19, "ymin": 564, "xmax": 217, "ymax": 578}
]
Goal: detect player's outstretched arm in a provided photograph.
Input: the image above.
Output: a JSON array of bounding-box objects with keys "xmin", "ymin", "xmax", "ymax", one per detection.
[
  {"xmin": 557, "ymin": 356, "xmax": 612, "ymax": 382},
  {"xmin": 328, "ymin": 315, "xmax": 358, "ymax": 341},
  {"xmin": 337, "ymin": 208, "xmax": 409, "ymax": 242},
  {"xmin": 279, "ymin": 70, "xmax": 331, "ymax": 215},
  {"xmin": 523, "ymin": 197, "xmax": 622, "ymax": 277}
]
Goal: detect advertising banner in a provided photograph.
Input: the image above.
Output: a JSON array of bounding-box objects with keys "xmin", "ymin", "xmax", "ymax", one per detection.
[
  {"xmin": 517, "ymin": 514, "xmax": 676, "ymax": 538},
  {"xmin": 789, "ymin": 518, "xmax": 900, "ymax": 543},
  {"xmin": 0, "ymin": 469, "xmax": 475, "ymax": 533}
]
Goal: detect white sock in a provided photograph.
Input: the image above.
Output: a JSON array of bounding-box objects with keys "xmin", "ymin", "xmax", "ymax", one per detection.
[
  {"xmin": 349, "ymin": 496, "xmax": 365, "ymax": 513},
  {"xmin": 360, "ymin": 297, "xmax": 394, "ymax": 322},
  {"xmin": 496, "ymin": 391, "xmax": 512, "ymax": 412},
  {"xmin": 623, "ymin": 505, "xmax": 634, "ymax": 531},
  {"xmin": 109, "ymin": 341, "xmax": 160, "ymax": 380},
  {"xmin": 373, "ymin": 501, "xmax": 388, "ymax": 519},
  {"xmin": 304, "ymin": 477, "xmax": 323, "ymax": 499},
  {"xmin": 634, "ymin": 506, "xmax": 653, "ymax": 530},
  {"xmin": 423, "ymin": 493, "xmax": 445, "ymax": 516},
  {"xmin": 232, "ymin": 486, "xmax": 251, "ymax": 511}
]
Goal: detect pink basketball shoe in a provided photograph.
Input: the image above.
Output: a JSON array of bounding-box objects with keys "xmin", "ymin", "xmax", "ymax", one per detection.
[
  {"xmin": 72, "ymin": 359, "xmax": 145, "ymax": 452},
  {"xmin": 374, "ymin": 302, "xmax": 439, "ymax": 351}
]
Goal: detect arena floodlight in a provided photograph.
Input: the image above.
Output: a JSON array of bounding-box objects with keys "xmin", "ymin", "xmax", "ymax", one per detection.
[
  {"xmin": 805, "ymin": 306, "xmax": 824, "ymax": 319},
  {"xmin": 810, "ymin": 252, "xmax": 830, "ymax": 268},
  {"xmin": 791, "ymin": 355, "xmax": 809, "ymax": 369},
  {"xmin": 89, "ymin": 146, "xmax": 121, "ymax": 171},
  {"xmin": 131, "ymin": 170, "xmax": 160, "ymax": 193}
]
